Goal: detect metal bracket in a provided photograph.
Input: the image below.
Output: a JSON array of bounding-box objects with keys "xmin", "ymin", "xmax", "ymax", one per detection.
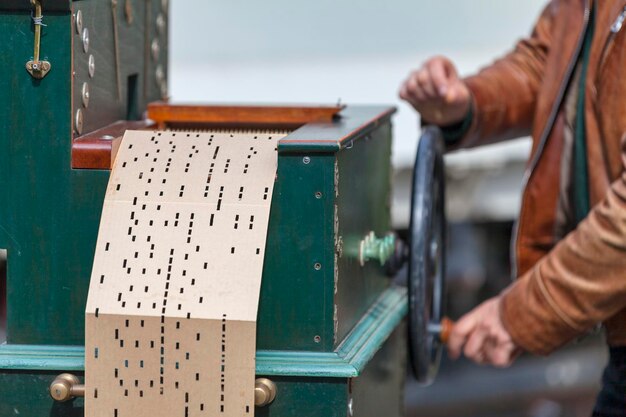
[
  {"xmin": 26, "ymin": 0, "xmax": 52, "ymax": 80},
  {"xmin": 358, "ymin": 231, "xmax": 396, "ymax": 267}
]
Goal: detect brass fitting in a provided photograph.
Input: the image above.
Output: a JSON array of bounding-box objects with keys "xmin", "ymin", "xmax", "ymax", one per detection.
[{"xmin": 49, "ymin": 373, "xmax": 85, "ymax": 402}]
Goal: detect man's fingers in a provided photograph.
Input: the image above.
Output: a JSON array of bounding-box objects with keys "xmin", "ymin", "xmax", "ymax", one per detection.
[
  {"xmin": 428, "ymin": 59, "xmax": 455, "ymax": 96},
  {"xmin": 444, "ymin": 81, "xmax": 469, "ymax": 106},
  {"xmin": 463, "ymin": 325, "xmax": 488, "ymax": 360},
  {"xmin": 416, "ymin": 69, "xmax": 438, "ymax": 99},
  {"xmin": 440, "ymin": 57, "xmax": 459, "ymax": 80},
  {"xmin": 399, "ymin": 84, "xmax": 410, "ymax": 101},
  {"xmin": 399, "ymin": 57, "xmax": 471, "ymax": 125},
  {"xmin": 484, "ymin": 340, "xmax": 516, "ymax": 368},
  {"xmin": 447, "ymin": 312, "xmax": 479, "ymax": 359}
]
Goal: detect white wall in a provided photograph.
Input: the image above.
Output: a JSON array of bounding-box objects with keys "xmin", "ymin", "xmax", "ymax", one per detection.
[{"xmin": 169, "ymin": 0, "xmax": 546, "ymax": 166}]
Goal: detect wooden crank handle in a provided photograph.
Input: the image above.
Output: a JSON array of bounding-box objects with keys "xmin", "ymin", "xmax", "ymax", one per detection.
[{"xmin": 427, "ymin": 317, "xmax": 455, "ymax": 345}]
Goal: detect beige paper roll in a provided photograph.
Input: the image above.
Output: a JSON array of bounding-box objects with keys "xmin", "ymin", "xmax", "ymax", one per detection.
[{"xmin": 85, "ymin": 129, "xmax": 285, "ymax": 417}]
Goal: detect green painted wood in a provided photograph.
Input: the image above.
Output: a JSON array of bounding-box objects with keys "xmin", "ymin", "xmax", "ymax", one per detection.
[
  {"xmin": 0, "ymin": 0, "xmax": 167, "ymax": 347},
  {"xmin": 0, "ymin": 287, "xmax": 408, "ymax": 377},
  {"xmin": 0, "ymin": 345, "xmax": 85, "ymax": 372},
  {"xmin": 255, "ymin": 377, "xmax": 348, "ymax": 417},
  {"xmin": 0, "ymin": 9, "xmax": 110, "ymax": 346},
  {"xmin": 0, "ymin": 331, "xmax": 403, "ymax": 417},
  {"xmin": 277, "ymin": 106, "xmax": 395, "ymax": 154},
  {"xmin": 257, "ymin": 153, "xmax": 337, "ymax": 351},
  {"xmin": 351, "ymin": 327, "xmax": 406, "ymax": 417},
  {"xmin": 0, "ymin": 4, "xmax": 404, "ymax": 416},
  {"xmin": 335, "ymin": 286, "xmax": 406, "ymax": 373},
  {"xmin": 0, "ymin": 0, "xmax": 397, "ymax": 384},
  {"xmin": 0, "ymin": 370, "xmax": 85, "ymax": 417},
  {"xmin": 334, "ymin": 122, "xmax": 393, "ymax": 344},
  {"xmin": 259, "ymin": 286, "xmax": 407, "ymax": 377},
  {"xmin": 0, "ymin": 327, "xmax": 406, "ymax": 417}
]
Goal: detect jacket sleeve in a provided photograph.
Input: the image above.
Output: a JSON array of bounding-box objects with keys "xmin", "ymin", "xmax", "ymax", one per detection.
[
  {"xmin": 499, "ymin": 136, "xmax": 626, "ymax": 355},
  {"xmin": 452, "ymin": 2, "xmax": 556, "ymax": 149}
]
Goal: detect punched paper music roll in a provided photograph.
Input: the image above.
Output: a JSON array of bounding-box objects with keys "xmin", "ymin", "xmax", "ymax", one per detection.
[{"xmin": 85, "ymin": 129, "xmax": 285, "ymax": 417}]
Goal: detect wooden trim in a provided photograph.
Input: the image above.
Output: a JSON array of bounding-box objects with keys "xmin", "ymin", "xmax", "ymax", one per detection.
[
  {"xmin": 278, "ymin": 106, "xmax": 396, "ymax": 153},
  {"xmin": 0, "ymin": 287, "xmax": 407, "ymax": 377},
  {"xmin": 71, "ymin": 120, "xmax": 154, "ymax": 169},
  {"xmin": 147, "ymin": 102, "xmax": 343, "ymax": 129},
  {"xmin": 70, "ymin": 105, "xmax": 395, "ymax": 168}
]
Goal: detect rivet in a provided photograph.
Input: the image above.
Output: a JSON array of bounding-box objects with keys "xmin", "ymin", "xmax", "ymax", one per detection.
[
  {"xmin": 82, "ymin": 28, "xmax": 90, "ymax": 53},
  {"xmin": 155, "ymin": 65, "xmax": 164, "ymax": 83},
  {"xmin": 156, "ymin": 13, "xmax": 166, "ymax": 35},
  {"xmin": 315, "ymin": 191, "xmax": 322, "ymax": 199},
  {"xmin": 88, "ymin": 54, "xmax": 95, "ymax": 78},
  {"xmin": 313, "ymin": 335, "xmax": 321, "ymax": 343},
  {"xmin": 302, "ymin": 156, "xmax": 311, "ymax": 164},
  {"xmin": 314, "ymin": 262, "xmax": 322, "ymax": 270},
  {"xmin": 81, "ymin": 82, "xmax": 90, "ymax": 108},
  {"xmin": 151, "ymin": 39, "xmax": 160, "ymax": 61},
  {"xmin": 75, "ymin": 109, "xmax": 84, "ymax": 135},
  {"xmin": 75, "ymin": 10, "xmax": 83, "ymax": 34}
]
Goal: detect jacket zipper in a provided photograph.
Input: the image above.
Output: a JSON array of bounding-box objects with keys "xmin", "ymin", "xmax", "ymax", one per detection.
[
  {"xmin": 597, "ymin": 5, "xmax": 626, "ymax": 78},
  {"xmin": 510, "ymin": 2, "xmax": 591, "ymax": 279}
]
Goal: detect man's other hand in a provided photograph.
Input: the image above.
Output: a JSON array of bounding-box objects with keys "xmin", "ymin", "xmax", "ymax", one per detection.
[
  {"xmin": 399, "ymin": 56, "xmax": 472, "ymax": 126},
  {"xmin": 447, "ymin": 296, "xmax": 522, "ymax": 368}
]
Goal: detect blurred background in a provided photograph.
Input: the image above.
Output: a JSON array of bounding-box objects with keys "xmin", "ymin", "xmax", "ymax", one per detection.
[{"xmin": 169, "ymin": 1, "xmax": 606, "ymax": 416}]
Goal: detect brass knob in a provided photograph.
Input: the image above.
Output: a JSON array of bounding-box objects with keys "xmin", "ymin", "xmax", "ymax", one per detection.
[
  {"xmin": 254, "ymin": 378, "xmax": 277, "ymax": 407},
  {"xmin": 49, "ymin": 373, "xmax": 85, "ymax": 402}
]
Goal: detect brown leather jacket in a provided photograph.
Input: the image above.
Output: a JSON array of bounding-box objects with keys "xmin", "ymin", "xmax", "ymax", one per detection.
[{"xmin": 457, "ymin": 0, "xmax": 626, "ymax": 354}]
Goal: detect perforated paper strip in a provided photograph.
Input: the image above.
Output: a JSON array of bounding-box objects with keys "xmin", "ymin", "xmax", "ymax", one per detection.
[{"xmin": 85, "ymin": 129, "xmax": 285, "ymax": 417}]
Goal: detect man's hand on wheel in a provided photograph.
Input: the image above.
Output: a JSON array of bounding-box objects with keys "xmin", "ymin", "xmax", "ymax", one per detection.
[
  {"xmin": 447, "ymin": 296, "xmax": 522, "ymax": 368},
  {"xmin": 399, "ymin": 56, "xmax": 472, "ymax": 126}
]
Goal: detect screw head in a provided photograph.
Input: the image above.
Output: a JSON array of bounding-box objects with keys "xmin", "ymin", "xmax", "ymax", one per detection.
[
  {"xmin": 75, "ymin": 109, "xmax": 84, "ymax": 135},
  {"xmin": 303, "ymin": 156, "xmax": 311, "ymax": 164},
  {"xmin": 315, "ymin": 191, "xmax": 322, "ymax": 199},
  {"xmin": 88, "ymin": 54, "xmax": 95, "ymax": 77},
  {"xmin": 314, "ymin": 262, "xmax": 322, "ymax": 271},
  {"xmin": 314, "ymin": 335, "xmax": 321, "ymax": 343},
  {"xmin": 82, "ymin": 28, "xmax": 90, "ymax": 53},
  {"xmin": 75, "ymin": 10, "xmax": 83, "ymax": 34},
  {"xmin": 156, "ymin": 13, "xmax": 166, "ymax": 35},
  {"xmin": 151, "ymin": 39, "xmax": 160, "ymax": 61},
  {"xmin": 81, "ymin": 82, "xmax": 90, "ymax": 108},
  {"xmin": 156, "ymin": 65, "xmax": 164, "ymax": 83}
]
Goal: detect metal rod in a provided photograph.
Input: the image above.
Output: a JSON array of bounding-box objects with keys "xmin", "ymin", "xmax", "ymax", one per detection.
[
  {"xmin": 112, "ymin": 0, "xmax": 122, "ymax": 101},
  {"xmin": 70, "ymin": 384, "xmax": 86, "ymax": 398},
  {"xmin": 143, "ymin": 0, "xmax": 152, "ymax": 102},
  {"xmin": 32, "ymin": 0, "xmax": 42, "ymax": 62}
]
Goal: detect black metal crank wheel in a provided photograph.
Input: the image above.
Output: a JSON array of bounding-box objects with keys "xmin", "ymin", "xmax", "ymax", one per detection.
[{"xmin": 408, "ymin": 126, "xmax": 447, "ymax": 385}]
